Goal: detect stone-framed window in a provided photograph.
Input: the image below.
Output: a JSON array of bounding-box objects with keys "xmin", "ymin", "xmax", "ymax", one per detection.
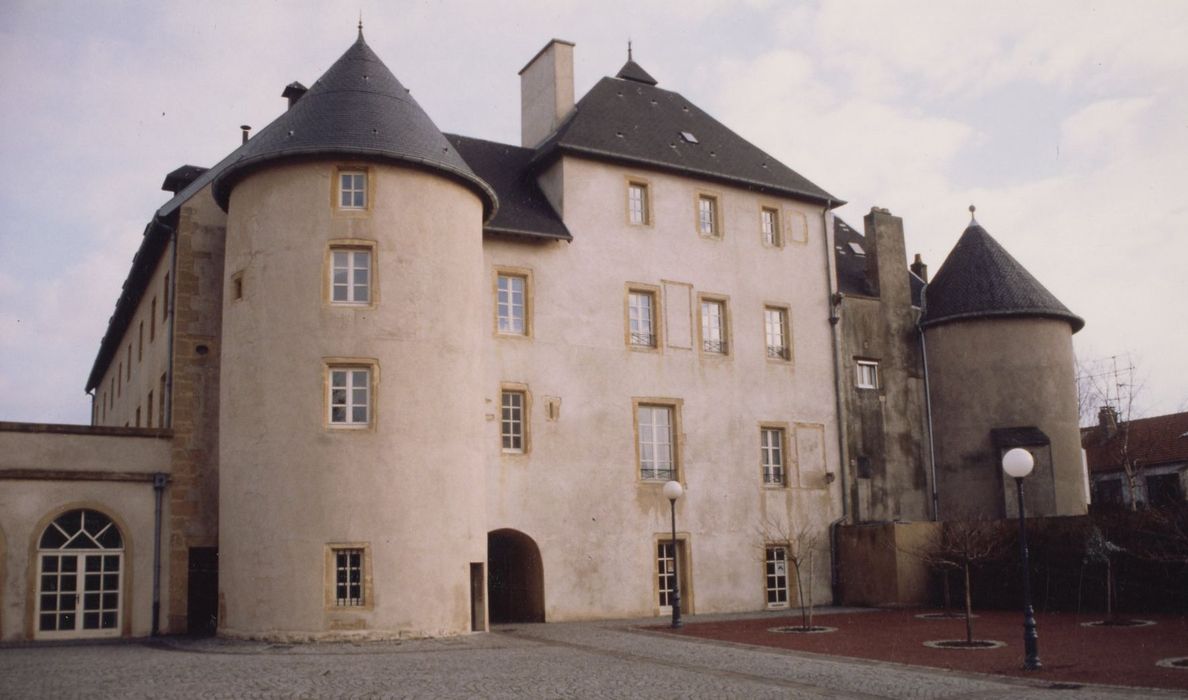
[{"xmin": 765, "ymin": 546, "xmax": 789, "ymax": 608}]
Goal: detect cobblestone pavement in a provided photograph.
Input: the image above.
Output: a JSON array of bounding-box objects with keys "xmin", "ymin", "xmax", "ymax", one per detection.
[{"xmin": 1, "ymin": 616, "xmax": 1181, "ymax": 699}]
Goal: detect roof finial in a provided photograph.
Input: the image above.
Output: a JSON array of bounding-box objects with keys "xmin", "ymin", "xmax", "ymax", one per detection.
[
  {"xmin": 628, "ymin": 39, "xmax": 633, "ymax": 61},
  {"xmin": 357, "ymin": 11, "xmax": 364, "ymax": 39},
  {"xmin": 969, "ymin": 204, "xmax": 978, "ymax": 224}
]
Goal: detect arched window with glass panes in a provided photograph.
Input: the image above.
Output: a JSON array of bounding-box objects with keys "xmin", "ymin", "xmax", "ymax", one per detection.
[{"xmin": 36, "ymin": 509, "xmax": 124, "ymax": 639}]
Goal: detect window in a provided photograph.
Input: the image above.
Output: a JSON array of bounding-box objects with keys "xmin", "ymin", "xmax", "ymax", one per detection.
[
  {"xmin": 761, "ymin": 207, "xmax": 781, "ymax": 246},
  {"xmin": 657, "ymin": 541, "xmax": 686, "ymax": 609},
  {"xmin": 856, "ymin": 360, "xmax": 879, "ymax": 390},
  {"xmin": 501, "ymin": 389, "xmax": 526, "ymax": 453},
  {"xmin": 126, "ymin": 346, "xmax": 131, "ymax": 379},
  {"xmin": 135, "ymin": 407, "xmax": 141, "ymax": 428},
  {"xmin": 627, "ymin": 289, "xmax": 658, "ymax": 348},
  {"xmin": 765, "ymin": 306, "xmax": 790, "ymax": 360},
  {"xmin": 628, "ymin": 181, "xmax": 650, "ymax": 225},
  {"xmin": 116, "ymin": 365, "xmax": 122, "ymax": 397},
  {"xmin": 333, "ymin": 548, "xmax": 364, "ymax": 606},
  {"xmin": 328, "ymin": 367, "xmax": 371, "ymax": 427},
  {"xmin": 338, "ymin": 170, "xmax": 367, "ymax": 209},
  {"xmin": 761, "ymin": 427, "xmax": 785, "ymax": 485},
  {"xmin": 496, "ymin": 273, "xmax": 528, "ymax": 335},
  {"xmin": 699, "ymin": 297, "xmax": 728, "ymax": 355},
  {"xmin": 146, "ymin": 391, "xmax": 153, "ymax": 428},
  {"xmin": 697, "ymin": 194, "xmax": 720, "ymax": 238},
  {"xmin": 330, "ymin": 249, "xmax": 371, "ymax": 304},
  {"xmin": 765, "ymin": 546, "xmax": 789, "ymax": 608},
  {"xmin": 158, "ymin": 373, "xmax": 167, "ymax": 428},
  {"xmin": 150, "ymin": 298, "xmax": 156, "ymax": 341},
  {"xmin": 1147, "ymin": 473, "xmax": 1183, "ymax": 507},
  {"xmin": 231, "ymin": 273, "xmax": 244, "ymax": 301},
  {"xmin": 162, "ymin": 273, "xmax": 169, "ymax": 322},
  {"xmin": 637, "ymin": 403, "xmax": 677, "ymax": 481},
  {"xmin": 36, "ymin": 509, "xmax": 123, "ymax": 638},
  {"xmin": 138, "ymin": 321, "xmax": 144, "ymax": 361}
]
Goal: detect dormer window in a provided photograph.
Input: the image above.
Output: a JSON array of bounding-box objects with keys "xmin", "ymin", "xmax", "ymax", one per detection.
[{"xmin": 339, "ymin": 170, "xmax": 367, "ymax": 209}]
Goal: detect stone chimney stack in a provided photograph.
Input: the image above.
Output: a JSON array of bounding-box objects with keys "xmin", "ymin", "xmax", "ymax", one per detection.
[
  {"xmin": 911, "ymin": 253, "xmax": 928, "ymax": 282},
  {"xmin": 1098, "ymin": 405, "xmax": 1119, "ymax": 438},
  {"xmin": 862, "ymin": 207, "xmax": 910, "ymax": 308},
  {"xmin": 519, "ymin": 39, "xmax": 575, "ymax": 148}
]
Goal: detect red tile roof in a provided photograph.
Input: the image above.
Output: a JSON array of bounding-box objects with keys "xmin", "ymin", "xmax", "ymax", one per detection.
[{"xmin": 1082, "ymin": 411, "xmax": 1188, "ymax": 473}]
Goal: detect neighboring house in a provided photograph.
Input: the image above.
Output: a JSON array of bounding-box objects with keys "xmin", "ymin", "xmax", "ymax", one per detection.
[{"xmin": 1083, "ymin": 408, "xmax": 1188, "ymax": 508}]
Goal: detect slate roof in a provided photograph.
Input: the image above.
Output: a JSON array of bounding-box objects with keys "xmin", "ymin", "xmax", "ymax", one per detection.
[
  {"xmin": 532, "ymin": 68, "xmax": 840, "ymax": 207},
  {"xmin": 833, "ymin": 218, "xmax": 924, "ymax": 306},
  {"xmin": 446, "ymin": 135, "xmax": 570, "ymax": 241},
  {"xmin": 211, "ymin": 32, "xmax": 496, "ymax": 219},
  {"xmin": 1082, "ymin": 411, "xmax": 1188, "ymax": 474},
  {"xmin": 920, "ymin": 221, "xmax": 1084, "ymax": 332}
]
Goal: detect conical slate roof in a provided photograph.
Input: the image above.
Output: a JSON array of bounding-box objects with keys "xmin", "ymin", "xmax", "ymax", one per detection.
[
  {"xmin": 212, "ymin": 33, "xmax": 496, "ymax": 219},
  {"xmin": 615, "ymin": 59, "xmax": 657, "ymax": 86},
  {"xmin": 921, "ymin": 221, "xmax": 1084, "ymax": 332}
]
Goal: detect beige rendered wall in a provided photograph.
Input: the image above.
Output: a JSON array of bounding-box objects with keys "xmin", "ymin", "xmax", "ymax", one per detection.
[
  {"xmin": 219, "ymin": 161, "xmax": 487, "ymax": 639},
  {"xmin": 925, "ymin": 317, "xmax": 1087, "ymax": 520},
  {"xmin": 0, "ymin": 427, "xmax": 172, "ymax": 641},
  {"xmin": 836, "ymin": 521, "xmax": 935, "ymax": 607},
  {"xmin": 484, "ymin": 156, "xmax": 843, "ymax": 621}
]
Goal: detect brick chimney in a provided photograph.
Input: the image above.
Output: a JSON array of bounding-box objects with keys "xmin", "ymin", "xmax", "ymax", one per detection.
[
  {"xmin": 1098, "ymin": 405, "xmax": 1118, "ymax": 438},
  {"xmin": 911, "ymin": 253, "xmax": 928, "ymax": 282},
  {"xmin": 519, "ymin": 39, "xmax": 575, "ymax": 148}
]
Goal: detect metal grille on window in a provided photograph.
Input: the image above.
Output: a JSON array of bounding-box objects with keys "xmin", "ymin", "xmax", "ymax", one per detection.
[
  {"xmin": 762, "ymin": 428, "xmax": 785, "ymax": 485},
  {"xmin": 628, "ymin": 292, "xmax": 655, "ymax": 347},
  {"xmin": 37, "ymin": 509, "xmax": 123, "ymax": 636},
  {"xmin": 497, "ymin": 275, "xmax": 526, "ymax": 334},
  {"xmin": 330, "ymin": 369, "xmax": 370, "ymax": 425},
  {"xmin": 765, "ymin": 547, "xmax": 789, "ymax": 606},
  {"xmin": 698, "ymin": 195, "xmax": 717, "ymax": 236},
  {"xmin": 501, "ymin": 391, "xmax": 524, "ymax": 452},
  {"xmin": 657, "ymin": 542, "xmax": 679, "ymax": 608},
  {"xmin": 701, "ymin": 300, "xmax": 727, "ymax": 354},
  {"xmin": 762, "ymin": 208, "xmax": 780, "ymax": 246},
  {"xmin": 332, "ymin": 250, "xmax": 370, "ymax": 304},
  {"xmin": 339, "ymin": 172, "xmax": 366, "ymax": 208},
  {"xmin": 638, "ymin": 405, "xmax": 675, "ymax": 481},
  {"xmin": 629, "ymin": 183, "xmax": 648, "ymax": 225},
  {"xmin": 335, "ymin": 549, "xmax": 363, "ymax": 606},
  {"xmin": 765, "ymin": 307, "xmax": 789, "ymax": 359}
]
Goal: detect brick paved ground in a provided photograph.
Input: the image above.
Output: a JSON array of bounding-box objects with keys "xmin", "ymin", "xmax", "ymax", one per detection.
[{"xmin": 1, "ymin": 611, "xmax": 1183, "ymax": 698}]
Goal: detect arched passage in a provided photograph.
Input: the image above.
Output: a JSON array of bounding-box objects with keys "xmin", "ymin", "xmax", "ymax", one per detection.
[{"xmin": 487, "ymin": 529, "xmax": 544, "ymax": 623}]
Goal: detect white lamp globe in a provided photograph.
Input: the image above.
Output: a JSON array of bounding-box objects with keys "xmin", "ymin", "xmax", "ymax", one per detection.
[
  {"xmin": 663, "ymin": 480, "xmax": 684, "ymax": 502},
  {"xmin": 1002, "ymin": 448, "xmax": 1035, "ymax": 479}
]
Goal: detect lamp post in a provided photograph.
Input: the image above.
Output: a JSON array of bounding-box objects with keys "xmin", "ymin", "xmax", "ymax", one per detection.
[
  {"xmin": 663, "ymin": 480, "xmax": 684, "ymax": 629},
  {"xmin": 1002, "ymin": 447, "xmax": 1041, "ymax": 671}
]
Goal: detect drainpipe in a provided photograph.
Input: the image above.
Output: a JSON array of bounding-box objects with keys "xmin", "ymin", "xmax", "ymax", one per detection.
[
  {"xmin": 86, "ymin": 389, "xmax": 96, "ymax": 426},
  {"xmin": 821, "ymin": 200, "xmax": 851, "ymax": 603},
  {"xmin": 151, "ymin": 471, "xmax": 169, "ymax": 636},
  {"xmin": 918, "ymin": 287, "xmax": 940, "ymax": 521}
]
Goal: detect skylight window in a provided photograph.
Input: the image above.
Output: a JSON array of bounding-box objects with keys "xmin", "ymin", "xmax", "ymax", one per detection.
[
  {"xmin": 848, "ymin": 242, "xmax": 865, "ymax": 256},
  {"xmin": 680, "ymin": 131, "xmax": 699, "ymax": 144}
]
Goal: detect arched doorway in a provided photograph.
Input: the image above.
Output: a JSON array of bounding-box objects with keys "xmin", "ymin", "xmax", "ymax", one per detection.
[
  {"xmin": 487, "ymin": 529, "xmax": 544, "ymax": 623},
  {"xmin": 35, "ymin": 509, "xmax": 124, "ymax": 639}
]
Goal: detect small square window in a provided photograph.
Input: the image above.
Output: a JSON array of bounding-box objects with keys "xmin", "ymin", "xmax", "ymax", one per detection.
[
  {"xmin": 628, "ymin": 290, "xmax": 658, "ymax": 348},
  {"xmin": 856, "ymin": 360, "xmax": 879, "ymax": 390},
  {"xmin": 333, "ymin": 548, "xmax": 364, "ymax": 606},
  {"xmin": 330, "ymin": 248, "xmax": 371, "ymax": 305},
  {"xmin": 765, "ymin": 306, "xmax": 790, "ymax": 361},
  {"xmin": 697, "ymin": 194, "xmax": 720, "ymax": 238},
  {"xmin": 637, "ymin": 403, "xmax": 678, "ymax": 481},
  {"xmin": 628, "ymin": 181, "xmax": 650, "ymax": 225},
  {"xmin": 699, "ymin": 297, "xmax": 728, "ymax": 355},
  {"xmin": 501, "ymin": 389, "xmax": 526, "ymax": 453},
  {"xmin": 339, "ymin": 171, "xmax": 367, "ymax": 209},
  {"xmin": 496, "ymin": 273, "xmax": 529, "ymax": 335},
  {"xmin": 761, "ymin": 427, "xmax": 785, "ymax": 486},
  {"xmin": 765, "ymin": 546, "xmax": 789, "ymax": 607},
  {"xmin": 328, "ymin": 367, "xmax": 371, "ymax": 426},
  {"xmin": 761, "ymin": 207, "xmax": 781, "ymax": 246}
]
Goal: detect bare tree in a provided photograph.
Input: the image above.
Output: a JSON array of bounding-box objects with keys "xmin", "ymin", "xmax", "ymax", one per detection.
[
  {"xmin": 1078, "ymin": 353, "xmax": 1153, "ymax": 511},
  {"xmin": 907, "ymin": 520, "xmax": 1008, "ymax": 644},
  {"xmin": 1082, "ymin": 526, "xmax": 1124, "ymax": 622},
  {"xmin": 757, "ymin": 516, "xmax": 825, "ymax": 631}
]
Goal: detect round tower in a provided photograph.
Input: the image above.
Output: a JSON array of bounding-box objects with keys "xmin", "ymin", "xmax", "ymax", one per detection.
[
  {"xmin": 921, "ymin": 211, "xmax": 1086, "ymax": 521},
  {"xmin": 212, "ymin": 33, "xmax": 497, "ymax": 639}
]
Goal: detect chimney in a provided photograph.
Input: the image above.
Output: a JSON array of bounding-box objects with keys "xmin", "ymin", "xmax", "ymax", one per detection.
[
  {"xmin": 519, "ymin": 39, "xmax": 575, "ymax": 148},
  {"xmin": 1098, "ymin": 405, "xmax": 1119, "ymax": 438},
  {"xmin": 862, "ymin": 207, "xmax": 910, "ymax": 307},
  {"xmin": 911, "ymin": 253, "xmax": 928, "ymax": 282},
  {"xmin": 240, "ymin": 125, "xmax": 252, "ymax": 144},
  {"xmin": 282, "ymin": 81, "xmax": 308, "ymax": 109}
]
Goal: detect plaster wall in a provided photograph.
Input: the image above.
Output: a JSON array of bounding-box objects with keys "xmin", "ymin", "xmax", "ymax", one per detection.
[
  {"xmin": 483, "ymin": 156, "xmax": 842, "ymax": 621},
  {"xmin": 219, "ymin": 161, "xmax": 487, "ymax": 639},
  {"xmin": 925, "ymin": 317, "xmax": 1086, "ymax": 520},
  {"xmin": 836, "ymin": 521, "xmax": 936, "ymax": 606},
  {"xmin": 0, "ymin": 428, "xmax": 171, "ymax": 641}
]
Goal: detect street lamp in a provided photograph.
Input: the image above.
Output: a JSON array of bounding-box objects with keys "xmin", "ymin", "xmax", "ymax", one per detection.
[
  {"xmin": 1002, "ymin": 447, "xmax": 1041, "ymax": 671},
  {"xmin": 663, "ymin": 480, "xmax": 684, "ymax": 629}
]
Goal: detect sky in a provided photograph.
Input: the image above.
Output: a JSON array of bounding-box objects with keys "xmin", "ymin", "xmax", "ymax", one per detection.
[{"xmin": 1, "ymin": 0, "xmax": 1185, "ymax": 425}]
